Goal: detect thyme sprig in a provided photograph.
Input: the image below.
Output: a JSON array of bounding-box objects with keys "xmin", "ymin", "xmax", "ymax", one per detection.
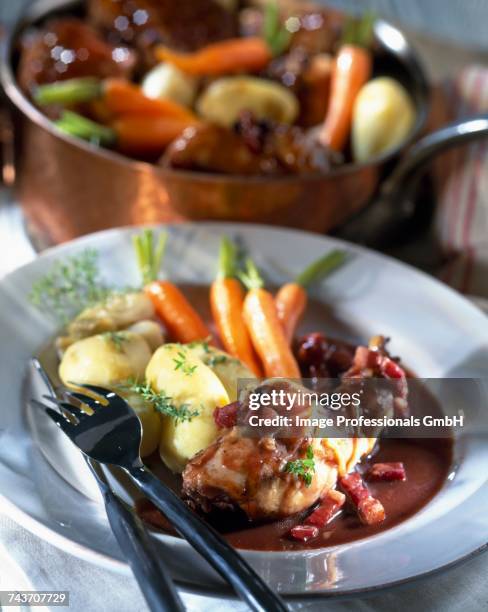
[
  {"xmin": 29, "ymin": 249, "xmax": 111, "ymax": 323},
  {"xmin": 173, "ymin": 351, "xmax": 198, "ymax": 376},
  {"xmin": 103, "ymin": 331, "xmax": 129, "ymax": 352},
  {"xmin": 121, "ymin": 379, "xmax": 199, "ymax": 422}
]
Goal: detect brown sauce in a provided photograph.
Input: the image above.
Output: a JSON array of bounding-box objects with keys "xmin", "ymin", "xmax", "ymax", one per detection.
[
  {"xmin": 41, "ymin": 284, "xmax": 454, "ymax": 552},
  {"xmin": 138, "ymin": 437, "xmax": 452, "ymax": 551}
]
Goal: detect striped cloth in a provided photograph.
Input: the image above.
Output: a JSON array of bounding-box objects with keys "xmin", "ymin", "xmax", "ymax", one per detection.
[{"xmin": 433, "ymin": 66, "xmax": 488, "ymax": 298}]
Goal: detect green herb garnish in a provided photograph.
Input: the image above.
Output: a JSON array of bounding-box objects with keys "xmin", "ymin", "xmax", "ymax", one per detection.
[
  {"xmin": 284, "ymin": 445, "xmax": 315, "ymax": 486},
  {"xmin": 173, "ymin": 351, "xmax": 198, "ymax": 376},
  {"xmin": 133, "ymin": 229, "xmax": 167, "ymax": 285},
  {"xmin": 204, "ymin": 354, "xmax": 230, "ymax": 367},
  {"xmin": 264, "ymin": 1, "xmax": 292, "ymax": 56},
  {"xmin": 29, "ymin": 249, "xmax": 110, "ymax": 323},
  {"xmin": 188, "ymin": 338, "xmax": 212, "ymax": 353},
  {"xmin": 103, "ymin": 331, "xmax": 128, "ymax": 352},
  {"xmin": 122, "ymin": 379, "xmax": 199, "ymax": 422}
]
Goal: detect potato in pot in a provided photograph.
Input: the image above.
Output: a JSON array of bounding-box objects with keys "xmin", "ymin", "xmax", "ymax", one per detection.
[{"xmin": 196, "ymin": 76, "xmax": 299, "ymax": 127}]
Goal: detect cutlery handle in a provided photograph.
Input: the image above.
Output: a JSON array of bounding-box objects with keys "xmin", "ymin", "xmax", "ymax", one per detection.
[
  {"xmin": 102, "ymin": 487, "xmax": 185, "ymax": 612},
  {"xmin": 127, "ymin": 465, "xmax": 288, "ymax": 612}
]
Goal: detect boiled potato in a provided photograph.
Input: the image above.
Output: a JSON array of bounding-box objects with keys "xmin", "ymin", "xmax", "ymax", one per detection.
[
  {"xmin": 59, "ymin": 331, "xmax": 152, "ymax": 388},
  {"xmin": 142, "ymin": 63, "xmax": 198, "ymax": 107},
  {"xmin": 186, "ymin": 342, "xmax": 255, "ymax": 401},
  {"xmin": 352, "ymin": 77, "xmax": 416, "ymax": 162},
  {"xmin": 58, "ymin": 291, "xmax": 155, "ymax": 352},
  {"xmin": 146, "ymin": 344, "xmax": 230, "ymax": 472},
  {"xmin": 126, "ymin": 320, "xmax": 165, "ymax": 352},
  {"xmin": 120, "ymin": 391, "xmax": 162, "ymax": 458},
  {"xmin": 197, "ymin": 77, "xmax": 299, "ymax": 127}
]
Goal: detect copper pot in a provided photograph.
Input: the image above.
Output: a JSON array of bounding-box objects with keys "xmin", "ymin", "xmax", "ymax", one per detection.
[{"xmin": 1, "ymin": 0, "xmax": 487, "ymax": 247}]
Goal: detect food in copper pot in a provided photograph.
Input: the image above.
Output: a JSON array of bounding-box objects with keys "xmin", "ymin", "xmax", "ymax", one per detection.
[{"xmin": 18, "ymin": 2, "xmax": 416, "ymax": 171}]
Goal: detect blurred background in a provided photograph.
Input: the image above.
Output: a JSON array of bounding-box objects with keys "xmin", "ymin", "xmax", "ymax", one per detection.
[{"xmin": 2, "ymin": 0, "xmax": 488, "ymax": 50}]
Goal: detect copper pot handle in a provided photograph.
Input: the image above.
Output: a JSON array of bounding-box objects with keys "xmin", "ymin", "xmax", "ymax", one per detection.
[
  {"xmin": 341, "ymin": 114, "xmax": 488, "ymax": 245},
  {"xmin": 382, "ymin": 114, "xmax": 488, "ymax": 202}
]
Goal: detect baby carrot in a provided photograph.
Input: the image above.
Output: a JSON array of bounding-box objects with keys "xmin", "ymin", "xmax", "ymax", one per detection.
[
  {"xmin": 155, "ymin": 37, "xmax": 272, "ymax": 76},
  {"xmin": 112, "ymin": 114, "xmax": 199, "ymax": 156},
  {"xmin": 102, "ymin": 78, "xmax": 196, "ymax": 120},
  {"xmin": 145, "ymin": 281, "xmax": 211, "ymax": 344},
  {"xmin": 276, "ymin": 250, "xmax": 347, "ymax": 343},
  {"xmin": 240, "ymin": 259, "xmax": 300, "ymax": 379},
  {"xmin": 35, "ymin": 77, "xmax": 196, "ymax": 120},
  {"xmin": 133, "ymin": 230, "xmax": 211, "ymax": 344},
  {"xmin": 319, "ymin": 14, "xmax": 375, "ymax": 151},
  {"xmin": 210, "ymin": 238, "xmax": 263, "ymax": 377}
]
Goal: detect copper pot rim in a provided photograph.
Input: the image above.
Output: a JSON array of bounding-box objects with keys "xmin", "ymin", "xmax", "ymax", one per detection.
[{"xmin": 1, "ymin": 0, "xmax": 430, "ymax": 185}]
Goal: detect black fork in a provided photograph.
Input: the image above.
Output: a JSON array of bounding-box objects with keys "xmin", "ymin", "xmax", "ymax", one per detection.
[
  {"xmin": 31, "ymin": 368, "xmax": 288, "ymax": 612},
  {"xmin": 30, "ymin": 359, "xmax": 185, "ymax": 612}
]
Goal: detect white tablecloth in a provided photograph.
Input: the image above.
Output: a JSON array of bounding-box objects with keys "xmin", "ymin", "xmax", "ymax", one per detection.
[{"xmin": 1, "ymin": 192, "xmax": 487, "ymax": 612}]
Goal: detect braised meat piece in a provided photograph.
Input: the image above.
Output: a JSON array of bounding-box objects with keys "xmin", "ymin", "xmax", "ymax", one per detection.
[
  {"xmin": 266, "ymin": 49, "xmax": 332, "ymax": 127},
  {"xmin": 162, "ymin": 124, "xmax": 271, "ymax": 175},
  {"xmin": 87, "ymin": 0, "xmax": 238, "ymax": 53},
  {"xmin": 17, "ymin": 18, "xmax": 135, "ymax": 92},
  {"xmin": 182, "ymin": 432, "xmax": 339, "ymax": 520},
  {"xmin": 163, "ymin": 115, "xmax": 340, "ymax": 175}
]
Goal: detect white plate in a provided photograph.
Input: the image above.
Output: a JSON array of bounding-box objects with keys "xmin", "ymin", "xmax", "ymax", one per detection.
[{"xmin": 0, "ymin": 223, "xmax": 487, "ymax": 599}]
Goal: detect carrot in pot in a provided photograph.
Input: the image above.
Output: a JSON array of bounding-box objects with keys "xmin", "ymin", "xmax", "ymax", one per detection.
[
  {"xmin": 319, "ymin": 14, "xmax": 374, "ymax": 152},
  {"xmin": 240, "ymin": 259, "xmax": 300, "ymax": 379},
  {"xmin": 133, "ymin": 230, "xmax": 212, "ymax": 344},
  {"xmin": 54, "ymin": 110, "xmax": 198, "ymax": 156},
  {"xmin": 210, "ymin": 238, "xmax": 263, "ymax": 377},
  {"xmin": 155, "ymin": 37, "xmax": 272, "ymax": 76},
  {"xmin": 276, "ymin": 250, "xmax": 348, "ymax": 343},
  {"xmin": 112, "ymin": 115, "xmax": 199, "ymax": 156},
  {"xmin": 102, "ymin": 78, "xmax": 197, "ymax": 120},
  {"xmin": 34, "ymin": 77, "xmax": 196, "ymax": 120}
]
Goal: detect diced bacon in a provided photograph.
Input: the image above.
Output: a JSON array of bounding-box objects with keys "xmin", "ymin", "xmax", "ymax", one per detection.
[
  {"xmin": 367, "ymin": 462, "xmax": 406, "ymax": 482},
  {"xmin": 338, "ymin": 472, "xmax": 369, "ymax": 505},
  {"xmin": 380, "ymin": 357, "xmax": 404, "ymax": 380},
  {"xmin": 339, "ymin": 471, "xmax": 386, "ymax": 526},
  {"xmin": 213, "ymin": 402, "xmax": 239, "ymax": 429},
  {"xmin": 305, "ymin": 489, "xmax": 346, "ymax": 528},
  {"xmin": 289, "ymin": 525, "xmax": 319, "ymax": 541},
  {"xmin": 358, "ymin": 497, "xmax": 386, "ymax": 525}
]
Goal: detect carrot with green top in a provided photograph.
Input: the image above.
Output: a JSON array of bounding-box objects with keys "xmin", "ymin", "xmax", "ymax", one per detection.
[
  {"xmin": 52, "ymin": 110, "xmax": 198, "ymax": 155},
  {"xmin": 320, "ymin": 13, "xmax": 375, "ymax": 152},
  {"xmin": 210, "ymin": 238, "xmax": 263, "ymax": 377},
  {"xmin": 133, "ymin": 230, "xmax": 212, "ymax": 344},
  {"xmin": 240, "ymin": 259, "xmax": 300, "ymax": 379},
  {"xmin": 276, "ymin": 250, "xmax": 347, "ymax": 343},
  {"xmin": 155, "ymin": 37, "xmax": 272, "ymax": 76},
  {"xmin": 34, "ymin": 77, "xmax": 196, "ymax": 121}
]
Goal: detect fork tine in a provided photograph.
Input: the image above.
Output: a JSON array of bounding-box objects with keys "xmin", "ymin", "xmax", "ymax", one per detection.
[
  {"xmin": 62, "ymin": 390, "xmax": 103, "ymax": 412},
  {"xmin": 42, "ymin": 395, "xmax": 89, "ymax": 423},
  {"xmin": 31, "ymin": 357, "xmax": 56, "ymax": 397},
  {"xmin": 30, "ymin": 399, "xmax": 75, "ymax": 434},
  {"xmin": 45, "ymin": 407, "xmax": 77, "ymax": 435},
  {"xmin": 77, "ymin": 383, "xmax": 115, "ymax": 401}
]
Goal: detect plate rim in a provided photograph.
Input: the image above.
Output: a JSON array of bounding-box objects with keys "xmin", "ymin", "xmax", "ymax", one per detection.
[{"xmin": 1, "ymin": 221, "xmax": 487, "ymax": 600}]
